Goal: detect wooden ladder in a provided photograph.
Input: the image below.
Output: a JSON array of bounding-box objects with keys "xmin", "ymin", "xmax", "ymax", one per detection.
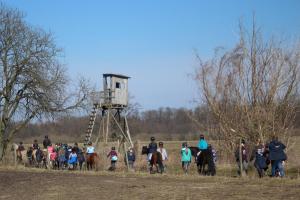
[{"xmin": 84, "ymin": 104, "xmax": 100, "ymax": 145}]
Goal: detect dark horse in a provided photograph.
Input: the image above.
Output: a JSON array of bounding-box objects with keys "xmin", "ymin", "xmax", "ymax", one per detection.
[
  {"xmin": 85, "ymin": 153, "xmax": 99, "ymax": 170},
  {"xmin": 190, "ymin": 146, "xmax": 216, "ymax": 176},
  {"xmin": 141, "ymin": 146, "xmax": 163, "ymax": 174}
]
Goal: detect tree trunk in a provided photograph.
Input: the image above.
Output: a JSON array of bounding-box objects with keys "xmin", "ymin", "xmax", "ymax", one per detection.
[
  {"xmin": 239, "ymin": 139, "xmax": 246, "ymax": 177},
  {"xmin": 0, "ymin": 139, "xmax": 8, "ymax": 162}
]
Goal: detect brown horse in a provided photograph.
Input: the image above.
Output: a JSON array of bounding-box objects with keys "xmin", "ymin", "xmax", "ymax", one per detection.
[
  {"xmin": 85, "ymin": 153, "xmax": 99, "ymax": 170},
  {"xmin": 142, "ymin": 146, "xmax": 163, "ymax": 174}
]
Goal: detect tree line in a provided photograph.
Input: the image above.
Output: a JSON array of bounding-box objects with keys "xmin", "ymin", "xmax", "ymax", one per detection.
[{"xmin": 14, "ymin": 104, "xmax": 300, "ymax": 143}]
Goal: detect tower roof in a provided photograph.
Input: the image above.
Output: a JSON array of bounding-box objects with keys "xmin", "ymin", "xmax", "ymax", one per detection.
[{"xmin": 103, "ymin": 73, "xmax": 130, "ymax": 79}]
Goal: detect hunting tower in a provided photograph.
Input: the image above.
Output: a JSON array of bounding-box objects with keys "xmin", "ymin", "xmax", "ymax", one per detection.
[
  {"xmin": 100, "ymin": 73, "xmax": 129, "ymax": 108},
  {"xmin": 84, "ymin": 73, "xmax": 133, "ymax": 150}
]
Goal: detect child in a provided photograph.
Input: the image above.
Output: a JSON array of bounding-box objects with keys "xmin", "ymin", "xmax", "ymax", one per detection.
[
  {"xmin": 125, "ymin": 147, "xmax": 136, "ymax": 171},
  {"xmin": 107, "ymin": 147, "xmax": 118, "ymax": 171},
  {"xmin": 181, "ymin": 142, "xmax": 192, "ymax": 174},
  {"xmin": 58, "ymin": 148, "xmax": 66, "ymax": 170},
  {"xmin": 68, "ymin": 149, "xmax": 78, "ymax": 170}
]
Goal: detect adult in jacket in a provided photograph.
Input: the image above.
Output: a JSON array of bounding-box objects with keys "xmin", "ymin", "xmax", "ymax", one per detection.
[{"xmin": 268, "ymin": 136, "xmax": 287, "ymax": 177}]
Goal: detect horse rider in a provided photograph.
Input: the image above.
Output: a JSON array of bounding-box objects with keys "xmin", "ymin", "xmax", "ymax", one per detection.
[
  {"xmin": 268, "ymin": 136, "xmax": 287, "ymax": 177},
  {"xmin": 32, "ymin": 139, "xmax": 39, "ymax": 150},
  {"xmin": 17, "ymin": 142, "xmax": 25, "ymax": 151},
  {"xmin": 198, "ymin": 134, "xmax": 208, "ymax": 151},
  {"xmin": 86, "ymin": 141, "xmax": 95, "ymax": 155},
  {"xmin": 157, "ymin": 142, "xmax": 168, "ymax": 171},
  {"xmin": 148, "ymin": 136, "xmax": 157, "ymax": 162},
  {"xmin": 43, "ymin": 135, "xmax": 51, "ymax": 149}
]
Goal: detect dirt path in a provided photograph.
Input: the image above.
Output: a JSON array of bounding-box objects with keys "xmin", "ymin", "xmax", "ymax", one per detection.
[{"xmin": 0, "ymin": 169, "xmax": 299, "ymax": 200}]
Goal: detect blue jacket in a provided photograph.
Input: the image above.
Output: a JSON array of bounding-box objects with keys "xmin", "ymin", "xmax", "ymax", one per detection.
[
  {"xmin": 148, "ymin": 142, "xmax": 157, "ymax": 153},
  {"xmin": 198, "ymin": 139, "xmax": 208, "ymax": 150},
  {"xmin": 127, "ymin": 151, "xmax": 135, "ymax": 162},
  {"xmin": 268, "ymin": 140, "xmax": 287, "ymax": 161}
]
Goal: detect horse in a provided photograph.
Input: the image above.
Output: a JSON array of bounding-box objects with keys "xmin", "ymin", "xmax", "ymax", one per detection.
[
  {"xmin": 189, "ymin": 146, "xmax": 200, "ymax": 162},
  {"xmin": 85, "ymin": 153, "xmax": 99, "ymax": 171},
  {"xmin": 191, "ymin": 146, "xmax": 216, "ymax": 176},
  {"xmin": 141, "ymin": 146, "xmax": 163, "ymax": 174},
  {"xmin": 77, "ymin": 152, "xmax": 85, "ymax": 170},
  {"xmin": 12, "ymin": 143, "xmax": 28, "ymax": 166}
]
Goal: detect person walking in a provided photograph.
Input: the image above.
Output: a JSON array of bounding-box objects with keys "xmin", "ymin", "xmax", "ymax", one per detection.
[
  {"xmin": 107, "ymin": 147, "xmax": 118, "ymax": 171},
  {"xmin": 157, "ymin": 142, "xmax": 168, "ymax": 172},
  {"xmin": 181, "ymin": 142, "xmax": 192, "ymax": 175},
  {"xmin": 268, "ymin": 136, "xmax": 287, "ymax": 177},
  {"xmin": 125, "ymin": 147, "xmax": 136, "ymax": 171},
  {"xmin": 250, "ymin": 139, "xmax": 267, "ymax": 178}
]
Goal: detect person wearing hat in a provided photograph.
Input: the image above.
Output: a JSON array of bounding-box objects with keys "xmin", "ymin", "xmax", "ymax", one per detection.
[
  {"xmin": 235, "ymin": 139, "xmax": 249, "ymax": 176},
  {"xmin": 148, "ymin": 137, "xmax": 157, "ymax": 161},
  {"xmin": 43, "ymin": 135, "xmax": 51, "ymax": 149},
  {"xmin": 197, "ymin": 134, "xmax": 208, "ymax": 151},
  {"xmin": 157, "ymin": 142, "xmax": 168, "ymax": 172}
]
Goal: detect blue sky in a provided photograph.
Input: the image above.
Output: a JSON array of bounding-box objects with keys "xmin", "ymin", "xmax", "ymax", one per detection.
[{"xmin": 3, "ymin": 0, "xmax": 300, "ymax": 110}]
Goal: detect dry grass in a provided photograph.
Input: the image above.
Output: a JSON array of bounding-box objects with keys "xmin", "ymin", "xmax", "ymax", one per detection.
[{"xmin": 0, "ymin": 167, "xmax": 299, "ymax": 200}]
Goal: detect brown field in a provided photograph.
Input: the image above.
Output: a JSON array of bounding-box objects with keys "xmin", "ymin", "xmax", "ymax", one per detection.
[
  {"xmin": 1, "ymin": 137, "xmax": 299, "ymax": 200},
  {"xmin": 0, "ymin": 168, "xmax": 299, "ymax": 200}
]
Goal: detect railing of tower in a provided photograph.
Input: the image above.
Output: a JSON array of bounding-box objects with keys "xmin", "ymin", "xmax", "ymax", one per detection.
[{"xmin": 90, "ymin": 90, "xmax": 116, "ymax": 106}]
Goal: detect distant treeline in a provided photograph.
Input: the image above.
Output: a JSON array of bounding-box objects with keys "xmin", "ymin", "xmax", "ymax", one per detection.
[{"xmin": 14, "ymin": 105, "xmax": 300, "ymax": 143}]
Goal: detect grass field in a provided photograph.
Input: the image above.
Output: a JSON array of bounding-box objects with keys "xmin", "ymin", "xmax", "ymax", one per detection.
[
  {"xmin": 0, "ymin": 137, "xmax": 299, "ymax": 200},
  {"xmin": 0, "ymin": 167, "xmax": 299, "ymax": 200}
]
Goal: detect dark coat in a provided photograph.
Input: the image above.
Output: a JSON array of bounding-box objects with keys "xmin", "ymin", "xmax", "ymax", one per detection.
[
  {"xmin": 43, "ymin": 138, "xmax": 51, "ymax": 149},
  {"xmin": 127, "ymin": 151, "xmax": 135, "ymax": 162},
  {"xmin": 250, "ymin": 144, "xmax": 267, "ymax": 169},
  {"xmin": 268, "ymin": 140, "xmax": 287, "ymax": 161},
  {"xmin": 255, "ymin": 154, "xmax": 267, "ymax": 169},
  {"xmin": 148, "ymin": 142, "xmax": 157, "ymax": 153}
]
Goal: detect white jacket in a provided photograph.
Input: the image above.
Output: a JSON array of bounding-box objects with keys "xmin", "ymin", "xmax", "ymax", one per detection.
[{"xmin": 157, "ymin": 148, "xmax": 168, "ymax": 161}]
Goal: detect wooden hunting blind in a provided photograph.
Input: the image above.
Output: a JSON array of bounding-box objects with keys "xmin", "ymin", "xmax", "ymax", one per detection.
[
  {"xmin": 84, "ymin": 73, "xmax": 133, "ymax": 151},
  {"xmin": 101, "ymin": 73, "xmax": 130, "ymax": 108}
]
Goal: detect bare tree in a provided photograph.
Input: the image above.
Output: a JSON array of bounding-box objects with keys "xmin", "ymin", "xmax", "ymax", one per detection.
[
  {"xmin": 195, "ymin": 21, "xmax": 300, "ymax": 152},
  {"xmin": 0, "ymin": 4, "xmax": 89, "ymax": 160}
]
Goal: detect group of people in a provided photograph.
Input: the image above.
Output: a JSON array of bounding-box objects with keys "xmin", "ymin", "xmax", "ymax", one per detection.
[
  {"xmin": 17, "ymin": 136, "xmax": 86, "ymax": 170},
  {"xmin": 15, "ymin": 134, "xmax": 287, "ymax": 177},
  {"xmin": 235, "ymin": 136, "xmax": 287, "ymax": 178},
  {"xmin": 16, "ymin": 135, "xmax": 136, "ymax": 171},
  {"xmin": 180, "ymin": 134, "xmax": 217, "ymax": 174}
]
